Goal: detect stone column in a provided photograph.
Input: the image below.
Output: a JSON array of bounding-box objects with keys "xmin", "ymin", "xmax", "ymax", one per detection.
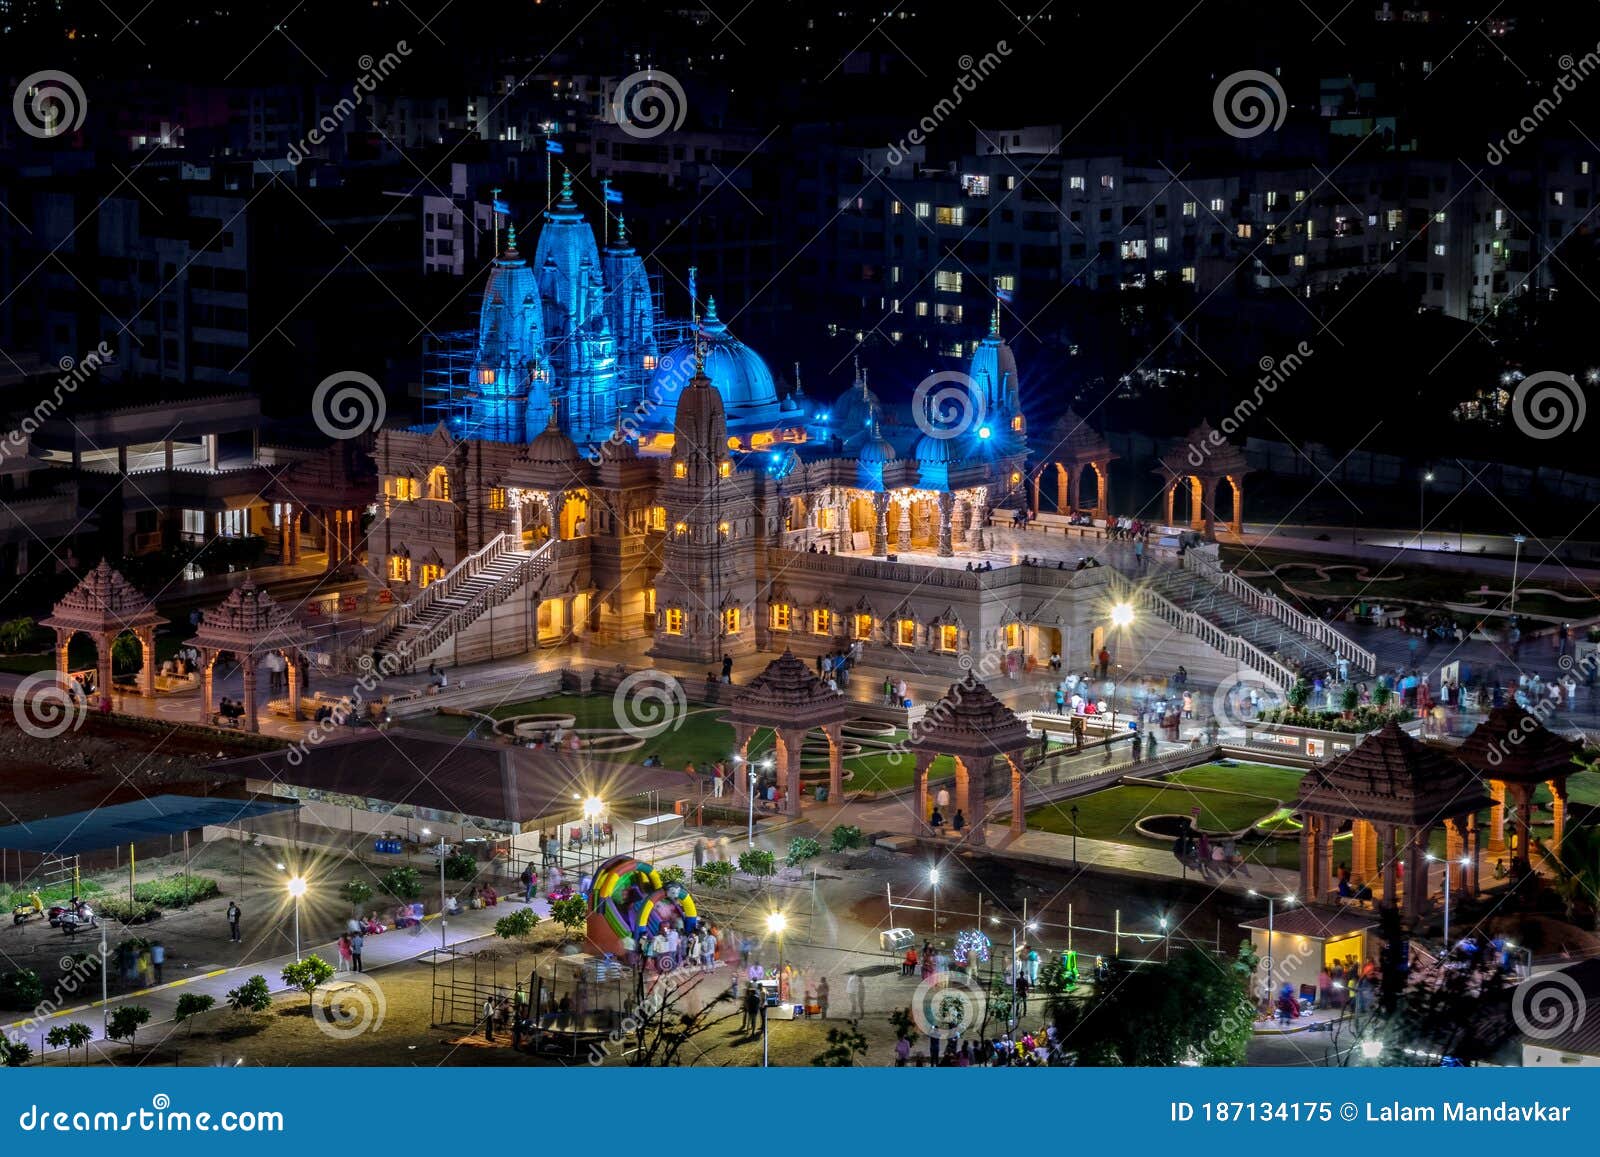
[
  {"xmin": 779, "ymin": 727, "xmax": 805, "ymax": 817},
  {"xmin": 967, "ymin": 502, "xmax": 986, "ymax": 549},
  {"xmin": 1200, "ymin": 477, "xmax": 1217, "ymax": 539},
  {"xmin": 95, "ymin": 631, "xmax": 113, "ymax": 711},
  {"xmin": 1447, "ymin": 816, "xmax": 1472, "ymax": 896},
  {"xmin": 286, "ymin": 652, "xmax": 302, "ymax": 720},
  {"xmin": 53, "ymin": 631, "xmax": 70, "ymax": 683},
  {"xmin": 913, "ymin": 752, "xmax": 934, "ymax": 832},
  {"xmin": 824, "ymin": 722, "xmax": 844, "ymax": 802},
  {"xmin": 1068, "ymin": 465, "xmax": 1080, "ymax": 515},
  {"xmin": 730, "ymin": 723, "xmax": 755, "ymax": 797},
  {"xmin": 1030, "ymin": 473, "xmax": 1041, "ymax": 517},
  {"xmin": 1549, "ymin": 778, "xmax": 1568, "ymax": 855},
  {"xmin": 1094, "ymin": 461, "xmax": 1111, "ymax": 519},
  {"xmin": 1380, "ymin": 823, "xmax": 1399, "ymax": 910},
  {"xmin": 1008, "ymin": 756, "xmax": 1025, "ymax": 836},
  {"xmin": 1299, "ymin": 818, "xmax": 1315, "ymax": 902},
  {"xmin": 137, "ymin": 629, "xmax": 156, "ymax": 697},
  {"xmin": 957, "ymin": 754, "xmax": 988, "ymax": 846},
  {"xmin": 242, "ymin": 659, "xmax": 259, "ymax": 734},
  {"xmin": 1487, "ymin": 779, "xmax": 1506, "ymax": 855},
  {"xmin": 871, "ymin": 492, "xmax": 890, "ymax": 556},
  {"xmin": 1509, "ymin": 782, "xmax": 1536, "ymax": 872},
  {"xmin": 1056, "ymin": 465, "xmax": 1069, "ymax": 514},
  {"xmin": 199, "ymin": 650, "xmax": 216, "ymax": 723},
  {"xmin": 1163, "ymin": 483, "xmax": 1176, "ymax": 527},
  {"xmin": 1230, "ymin": 478, "xmax": 1244, "ymax": 535},
  {"xmin": 936, "ymin": 492, "xmax": 955, "ymax": 557},
  {"xmin": 895, "ymin": 498, "xmax": 911, "ymax": 552},
  {"xmin": 550, "ymin": 491, "xmax": 566, "ymax": 540},
  {"xmin": 1314, "ymin": 813, "xmax": 1335, "ymax": 903},
  {"xmin": 508, "ymin": 489, "xmax": 523, "ymax": 542}
]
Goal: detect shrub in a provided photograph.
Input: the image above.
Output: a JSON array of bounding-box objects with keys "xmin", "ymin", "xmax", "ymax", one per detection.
[
  {"xmin": 1341, "ymin": 685, "xmax": 1360, "ymax": 713},
  {"xmin": 226, "ymin": 974, "xmax": 273, "ymax": 1015},
  {"xmin": 378, "ymin": 865, "xmax": 422, "ymax": 900},
  {"xmin": 133, "ymin": 875, "xmax": 220, "ymax": 907},
  {"xmin": 660, "ymin": 865, "xmax": 686, "ymax": 887},
  {"xmin": 786, "ymin": 837, "xmax": 821, "ymax": 868},
  {"xmin": 106, "ymin": 1006, "xmax": 152, "ymax": 1052},
  {"xmin": 738, "ymin": 849, "xmax": 776, "ymax": 883},
  {"xmin": 0, "ymin": 969, "xmax": 43, "ymax": 1010},
  {"xmin": 45, "ymin": 1022, "xmax": 92, "ymax": 1060},
  {"xmin": 830, "ymin": 824, "xmax": 865, "ymax": 852},
  {"xmin": 495, "ymin": 908, "xmax": 540, "ymax": 941},
  {"xmin": 693, "ymin": 861, "xmax": 735, "ymax": 889},
  {"xmin": 549, "ymin": 897, "xmax": 589, "ymax": 940},
  {"xmin": 281, "ymin": 956, "xmax": 335, "ymax": 1011},
  {"xmin": 0, "ymin": 1039, "xmax": 32, "ymax": 1066},
  {"xmin": 1286, "ymin": 679, "xmax": 1310, "ymax": 708},
  {"xmin": 341, "ymin": 879, "xmax": 373, "ymax": 907},
  {"xmin": 98, "ymin": 897, "xmax": 160, "ymax": 924},
  {"xmin": 174, "ymin": 993, "xmax": 216, "ymax": 1033},
  {"xmin": 443, "ymin": 852, "xmax": 478, "ymax": 882}
]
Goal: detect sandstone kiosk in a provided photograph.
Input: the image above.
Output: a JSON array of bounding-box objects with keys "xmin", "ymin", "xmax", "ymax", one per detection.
[
  {"xmin": 907, "ymin": 679, "xmax": 1033, "ymax": 846},
  {"xmin": 1154, "ymin": 422, "xmax": 1250, "ymax": 539},
  {"xmin": 190, "ymin": 581, "xmax": 314, "ymax": 733},
  {"xmin": 1294, "ymin": 721, "xmax": 1489, "ymax": 921},
  {"xmin": 1457, "ymin": 703, "xmax": 1581, "ymax": 878},
  {"xmin": 726, "ymin": 650, "xmax": 850, "ymax": 816},
  {"xmin": 41, "ymin": 561, "xmax": 167, "ymax": 708},
  {"xmin": 1036, "ymin": 406, "xmax": 1116, "ymax": 519}
]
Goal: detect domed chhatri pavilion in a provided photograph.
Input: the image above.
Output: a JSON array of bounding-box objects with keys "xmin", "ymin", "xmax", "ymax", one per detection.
[
  {"xmin": 1032, "ymin": 406, "xmax": 1116, "ymax": 519},
  {"xmin": 725, "ymin": 650, "xmax": 851, "ymax": 814},
  {"xmin": 41, "ymin": 561, "xmax": 167, "ymax": 705},
  {"xmin": 1155, "ymin": 422, "xmax": 1250, "ymax": 539},
  {"xmin": 908, "ymin": 679, "xmax": 1034, "ymax": 847},
  {"xmin": 1457, "ymin": 704, "xmax": 1582, "ymax": 875},
  {"xmin": 189, "ymin": 580, "xmax": 314, "ymax": 733},
  {"xmin": 1294, "ymin": 722, "xmax": 1490, "ymax": 922}
]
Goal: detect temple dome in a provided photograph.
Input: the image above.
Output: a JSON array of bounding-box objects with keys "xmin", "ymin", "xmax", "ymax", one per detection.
[
  {"xmin": 646, "ymin": 297, "xmax": 781, "ymax": 430},
  {"xmin": 832, "ymin": 366, "xmax": 881, "ymax": 436},
  {"xmin": 528, "ymin": 410, "xmax": 582, "ymax": 466}
]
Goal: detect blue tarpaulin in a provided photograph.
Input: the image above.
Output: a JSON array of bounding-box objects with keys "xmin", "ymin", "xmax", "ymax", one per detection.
[{"xmin": 0, "ymin": 794, "xmax": 296, "ymax": 854}]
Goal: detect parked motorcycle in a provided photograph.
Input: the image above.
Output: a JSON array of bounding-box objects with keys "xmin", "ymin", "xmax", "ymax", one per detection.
[
  {"xmin": 10, "ymin": 892, "xmax": 44, "ymax": 925},
  {"xmin": 48, "ymin": 900, "xmax": 97, "ymax": 933}
]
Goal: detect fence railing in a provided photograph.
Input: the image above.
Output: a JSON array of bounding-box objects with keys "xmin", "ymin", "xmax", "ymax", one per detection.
[{"xmin": 1110, "ymin": 573, "xmax": 1298, "ymax": 693}]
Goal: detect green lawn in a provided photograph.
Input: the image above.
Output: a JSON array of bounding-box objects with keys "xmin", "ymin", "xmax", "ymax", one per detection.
[{"xmin": 1026, "ymin": 761, "xmax": 1305, "ymax": 849}]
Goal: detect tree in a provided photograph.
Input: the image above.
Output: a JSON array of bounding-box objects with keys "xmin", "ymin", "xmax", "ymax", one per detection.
[
  {"xmin": 887, "ymin": 1006, "xmax": 920, "ymax": 1047},
  {"xmin": 378, "ymin": 866, "xmax": 421, "ymax": 900},
  {"xmin": 494, "ymin": 907, "xmax": 540, "ymax": 942},
  {"xmin": 443, "ymin": 852, "xmax": 478, "ymax": 882},
  {"xmin": 692, "ymin": 861, "xmax": 734, "ymax": 889},
  {"xmin": 0, "ymin": 617, "xmax": 34, "ymax": 653},
  {"xmin": 110, "ymin": 632, "xmax": 142, "ymax": 674},
  {"xmin": 341, "ymin": 879, "xmax": 373, "ymax": 909},
  {"xmin": 811, "ymin": 1025, "xmax": 869, "ymax": 1066},
  {"xmin": 45, "ymin": 1022, "xmax": 92, "ymax": 1063},
  {"xmin": 738, "ymin": 849, "xmax": 776, "ymax": 887},
  {"xmin": 785, "ymin": 837, "xmax": 821, "ymax": 868},
  {"xmin": 280, "ymin": 956, "xmax": 335, "ymax": 1012},
  {"xmin": 174, "ymin": 993, "xmax": 216, "ymax": 1035},
  {"xmin": 0, "ymin": 969, "xmax": 43, "ymax": 1011},
  {"xmin": 0, "ymin": 1039, "xmax": 32, "ymax": 1066},
  {"xmin": 226, "ymin": 974, "xmax": 273, "ymax": 1016},
  {"xmin": 549, "ymin": 897, "xmax": 588, "ymax": 943},
  {"xmin": 105, "ymin": 1005, "xmax": 152, "ymax": 1054},
  {"xmin": 1551, "ymin": 824, "xmax": 1600, "ymax": 928},
  {"xmin": 622, "ymin": 970, "xmax": 739, "ymax": 1066},
  {"xmin": 1287, "ymin": 678, "xmax": 1310, "ymax": 709},
  {"xmin": 1387, "ymin": 941, "xmax": 1516, "ymax": 1065}
]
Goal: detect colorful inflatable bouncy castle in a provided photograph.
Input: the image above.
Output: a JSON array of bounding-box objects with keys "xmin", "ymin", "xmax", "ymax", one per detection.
[{"xmin": 585, "ymin": 855, "xmax": 699, "ymax": 956}]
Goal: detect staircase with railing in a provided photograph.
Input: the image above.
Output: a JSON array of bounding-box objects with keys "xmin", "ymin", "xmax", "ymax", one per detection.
[
  {"xmin": 344, "ymin": 534, "xmax": 551, "ymax": 673},
  {"xmin": 1107, "ymin": 571, "xmax": 1299, "ymax": 693}
]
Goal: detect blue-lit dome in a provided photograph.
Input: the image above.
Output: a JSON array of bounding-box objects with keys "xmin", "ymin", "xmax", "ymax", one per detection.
[
  {"xmin": 833, "ymin": 365, "xmax": 881, "ymax": 436},
  {"xmin": 856, "ymin": 418, "xmax": 897, "ymax": 490},
  {"xmin": 644, "ymin": 297, "xmax": 781, "ymax": 432}
]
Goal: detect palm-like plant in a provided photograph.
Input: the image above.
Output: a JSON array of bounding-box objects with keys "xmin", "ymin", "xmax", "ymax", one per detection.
[{"xmin": 110, "ymin": 632, "xmax": 143, "ymax": 674}]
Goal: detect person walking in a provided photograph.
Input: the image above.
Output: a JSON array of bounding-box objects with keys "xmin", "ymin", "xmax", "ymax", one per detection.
[
  {"xmin": 1015, "ymin": 973, "xmax": 1030, "ymax": 1017},
  {"xmin": 816, "ymin": 976, "xmax": 830, "ymax": 1019},
  {"xmin": 226, "ymin": 901, "xmax": 241, "ymax": 942},
  {"xmin": 520, "ymin": 862, "xmax": 537, "ymax": 904},
  {"xmin": 952, "ymin": 809, "xmax": 966, "ymax": 836},
  {"xmin": 337, "ymin": 933, "xmax": 352, "ymax": 972},
  {"xmin": 136, "ymin": 945, "xmax": 152, "ymax": 988},
  {"xmin": 847, "ymin": 971, "xmax": 865, "ymax": 1022},
  {"xmin": 350, "ymin": 930, "xmax": 365, "ymax": 973},
  {"xmin": 483, "ymin": 996, "xmax": 497, "ymax": 1041},
  {"xmin": 742, "ymin": 983, "xmax": 762, "ymax": 1035},
  {"xmin": 151, "ymin": 940, "xmax": 165, "ymax": 984}
]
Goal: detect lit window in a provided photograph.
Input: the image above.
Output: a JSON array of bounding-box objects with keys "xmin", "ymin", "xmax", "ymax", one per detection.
[
  {"xmin": 891, "ymin": 266, "xmax": 902, "ymax": 283},
  {"xmin": 1182, "ymin": 201, "xmax": 1196, "ymax": 217},
  {"xmin": 1433, "ymin": 243, "xmax": 1446, "ymax": 256},
  {"xmin": 1434, "ymin": 211, "xmax": 1447, "ymax": 223},
  {"xmin": 812, "ymin": 608, "xmax": 832, "ymax": 635},
  {"xmin": 722, "ymin": 607, "xmax": 741, "ymax": 635},
  {"xmin": 1069, "ymin": 175, "xmax": 1085, "ymax": 190},
  {"xmin": 649, "ymin": 506, "xmax": 666, "ymax": 531},
  {"xmin": 419, "ymin": 563, "xmax": 446, "ymax": 588},
  {"xmin": 915, "ymin": 301, "xmax": 929, "ymax": 317},
  {"xmin": 770, "ymin": 603, "xmax": 792, "ymax": 631},
  {"xmin": 673, "ymin": 521, "xmax": 687, "ymax": 535},
  {"xmin": 427, "ymin": 466, "xmax": 450, "ymax": 501},
  {"xmin": 388, "ymin": 555, "xmax": 411, "ymax": 582},
  {"xmin": 718, "ymin": 520, "xmax": 731, "ymax": 536},
  {"xmin": 1011, "ymin": 416, "xmax": 1023, "ymax": 431},
  {"xmin": 914, "ymin": 202, "xmax": 930, "ymax": 219},
  {"xmin": 1004, "ymin": 622, "xmax": 1022, "ymax": 649},
  {"xmin": 1100, "ymin": 174, "xmax": 1114, "ymax": 189},
  {"xmin": 1236, "ymin": 224, "xmax": 1252, "ymax": 239},
  {"xmin": 892, "ymin": 200, "xmax": 902, "ymax": 215},
  {"xmin": 935, "ymin": 270, "xmax": 963, "ymax": 292},
  {"xmin": 665, "ymin": 607, "xmax": 685, "ymax": 635},
  {"xmin": 1153, "ymin": 235, "xmax": 1168, "ymax": 252},
  {"xmin": 934, "ymin": 205, "xmax": 964, "ymax": 226},
  {"xmin": 940, "ymin": 624, "xmax": 959, "ymax": 652},
  {"xmin": 642, "ymin": 355, "xmax": 658, "ymax": 371},
  {"xmin": 1293, "ymin": 254, "xmax": 1306, "ymax": 267},
  {"xmin": 1553, "ymin": 190, "xmax": 1566, "ymax": 206},
  {"xmin": 1180, "ymin": 266, "xmax": 1196, "ymax": 284},
  {"xmin": 391, "ymin": 476, "xmax": 420, "ymax": 502},
  {"xmin": 1265, "ymin": 190, "xmax": 1278, "ymax": 209},
  {"xmin": 673, "ymin": 462, "xmax": 687, "ymax": 479},
  {"xmin": 1209, "ymin": 198, "xmax": 1225, "ymax": 212},
  {"xmin": 718, "ymin": 461, "xmax": 732, "ymax": 478},
  {"xmin": 853, "ymin": 613, "xmax": 873, "ymax": 640},
  {"xmin": 477, "ymin": 367, "xmax": 496, "ymax": 385},
  {"xmin": 489, "ymin": 487, "xmax": 507, "ymax": 511},
  {"xmin": 897, "ymin": 619, "xmax": 916, "ymax": 647},
  {"xmin": 996, "ymin": 274, "xmax": 1015, "ymax": 292},
  {"xmin": 1120, "ymin": 239, "xmax": 1147, "ymax": 260},
  {"xmin": 1294, "ymin": 189, "xmax": 1306, "ymax": 202}
]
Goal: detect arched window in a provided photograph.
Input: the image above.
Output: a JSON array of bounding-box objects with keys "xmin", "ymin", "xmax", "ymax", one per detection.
[{"xmin": 427, "ymin": 467, "xmax": 450, "ymax": 501}]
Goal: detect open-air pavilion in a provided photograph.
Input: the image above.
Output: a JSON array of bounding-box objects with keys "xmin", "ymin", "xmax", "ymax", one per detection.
[
  {"xmin": 39, "ymin": 560, "xmax": 167, "ymax": 708},
  {"xmin": 189, "ymin": 580, "xmax": 315, "ymax": 732},
  {"xmin": 908, "ymin": 678, "xmax": 1033, "ymax": 846},
  {"xmin": 1456, "ymin": 703, "xmax": 1582, "ymax": 877},
  {"xmin": 726, "ymin": 649, "xmax": 850, "ymax": 815}
]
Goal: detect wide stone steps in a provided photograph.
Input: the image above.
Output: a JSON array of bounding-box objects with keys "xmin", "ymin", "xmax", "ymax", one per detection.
[{"xmin": 1148, "ymin": 571, "xmax": 1353, "ymax": 681}]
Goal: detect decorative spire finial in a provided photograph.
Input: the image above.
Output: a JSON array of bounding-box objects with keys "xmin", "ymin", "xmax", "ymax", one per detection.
[
  {"xmin": 506, "ymin": 221, "xmax": 518, "ymax": 252},
  {"xmin": 560, "ymin": 168, "xmax": 574, "ymax": 202},
  {"xmin": 615, "ymin": 215, "xmax": 628, "ymax": 245}
]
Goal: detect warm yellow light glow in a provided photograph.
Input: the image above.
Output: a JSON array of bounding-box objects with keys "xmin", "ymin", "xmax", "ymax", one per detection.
[
  {"xmin": 1111, "ymin": 602, "xmax": 1135, "ymax": 627},
  {"xmin": 583, "ymin": 796, "xmax": 604, "ymax": 820},
  {"xmin": 766, "ymin": 911, "xmax": 787, "ymax": 934},
  {"xmin": 286, "ymin": 876, "xmax": 307, "ymax": 898}
]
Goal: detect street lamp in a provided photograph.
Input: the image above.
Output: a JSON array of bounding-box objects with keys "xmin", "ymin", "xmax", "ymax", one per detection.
[
  {"xmin": 763, "ymin": 910, "xmax": 787, "ymax": 1069},
  {"xmin": 746, "ymin": 766, "xmax": 760, "ymax": 844},
  {"xmin": 1360, "ymin": 1037, "xmax": 1383, "ymax": 1063},
  {"xmin": 1425, "ymin": 853, "xmax": 1472, "ymax": 948},
  {"xmin": 583, "ymin": 795, "xmax": 604, "ymax": 879},
  {"xmin": 1511, "ymin": 533, "xmax": 1527, "ymax": 616},
  {"xmin": 1249, "ymin": 890, "xmax": 1294, "ymax": 1007},
  {"xmin": 1160, "ymin": 914, "xmax": 1170, "ymax": 961},
  {"xmin": 928, "ymin": 867, "xmax": 941, "ymax": 932},
  {"xmin": 425, "ymin": 828, "xmax": 448, "ymax": 948},
  {"xmin": 286, "ymin": 874, "xmax": 307, "ymax": 961},
  {"xmin": 1418, "ymin": 471, "xmax": 1433, "ymax": 549}
]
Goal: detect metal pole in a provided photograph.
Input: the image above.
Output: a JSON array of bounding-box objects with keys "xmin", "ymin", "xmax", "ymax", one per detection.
[
  {"xmin": 1114, "ymin": 908, "xmax": 1120, "ymax": 958},
  {"xmin": 761, "ymin": 999, "xmax": 769, "ymax": 1068},
  {"xmin": 1511, "ymin": 535, "xmax": 1525, "ymax": 615},
  {"xmin": 747, "ymin": 771, "xmax": 756, "ymax": 844},
  {"xmin": 1442, "ymin": 863, "xmax": 1451, "ymax": 948},
  {"xmin": 1068, "ymin": 902, "xmax": 1073, "ymax": 952},
  {"xmin": 294, "ymin": 894, "xmax": 301, "ymax": 962},
  {"xmin": 438, "ymin": 836, "xmax": 448, "ymax": 948},
  {"xmin": 1265, "ymin": 898, "xmax": 1274, "ymax": 1008}
]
